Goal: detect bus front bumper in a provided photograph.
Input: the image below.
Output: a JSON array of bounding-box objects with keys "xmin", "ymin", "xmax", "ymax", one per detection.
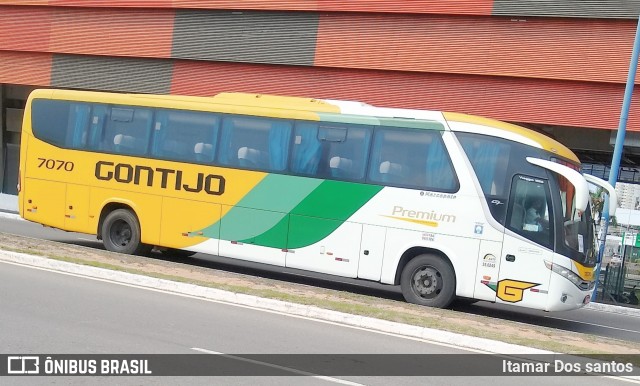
[{"xmin": 545, "ymin": 272, "xmax": 594, "ymax": 312}]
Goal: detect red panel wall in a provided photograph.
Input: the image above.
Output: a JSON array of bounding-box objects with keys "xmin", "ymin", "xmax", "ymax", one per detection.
[
  {"xmin": 0, "ymin": 51, "xmax": 51, "ymax": 86},
  {"xmin": 50, "ymin": 0, "xmax": 172, "ymax": 7},
  {"xmin": 171, "ymin": 1, "xmax": 494, "ymax": 15},
  {"xmin": 171, "ymin": 61, "xmax": 639, "ymax": 131},
  {"xmin": 0, "ymin": 6, "xmax": 173, "ymax": 58},
  {"xmin": 0, "ymin": 5, "xmax": 633, "ymax": 84},
  {"xmin": 48, "ymin": 8, "xmax": 174, "ymax": 58},
  {"xmin": 0, "ymin": 1, "xmax": 48, "ymax": 5},
  {"xmin": 0, "ymin": 3, "xmax": 635, "ymax": 132},
  {"xmin": 0, "ymin": 7, "xmax": 52, "ymax": 52},
  {"xmin": 0, "ymin": 1, "xmax": 494, "ymax": 15},
  {"xmin": 315, "ymin": 14, "xmax": 635, "ymax": 84}
]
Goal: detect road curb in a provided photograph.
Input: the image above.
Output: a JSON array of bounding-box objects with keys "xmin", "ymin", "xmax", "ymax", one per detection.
[
  {"xmin": 0, "ymin": 249, "xmax": 554, "ymax": 355},
  {"xmin": 0, "ymin": 211, "xmax": 21, "ymax": 221},
  {"xmin": 585, "ymin": 301, "xmax": 640, "ymax": 317}
]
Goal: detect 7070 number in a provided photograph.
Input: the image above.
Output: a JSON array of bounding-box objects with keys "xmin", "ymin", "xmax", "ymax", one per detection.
[{"xmin": 37, "ymin": 158, "xmax": 74, "ymax": 171}]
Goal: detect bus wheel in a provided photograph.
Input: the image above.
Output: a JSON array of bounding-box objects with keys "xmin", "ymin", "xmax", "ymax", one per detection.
[
  {"xmin": 400, "ymin": 254, "xmax": 456, "ymax": 308},
  {"xmin": 101, "ymin": 209, "xmax": 149, "ymax": 255}
]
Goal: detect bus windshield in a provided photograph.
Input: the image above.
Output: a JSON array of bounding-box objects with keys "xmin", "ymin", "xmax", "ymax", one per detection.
[{"xmin": 556, "ymin": 161, "xmax": 596, "ymax": 266}]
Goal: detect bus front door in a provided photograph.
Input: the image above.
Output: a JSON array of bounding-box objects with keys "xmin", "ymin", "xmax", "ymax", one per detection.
[{"xmin": 497, "ymin": 175, "xmax": 553, "ymax": 309}]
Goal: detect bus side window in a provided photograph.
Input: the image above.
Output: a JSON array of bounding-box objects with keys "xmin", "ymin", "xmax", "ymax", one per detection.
[
  {"xmin": 151, "ymin": 110, "xmax": 219, "ymax": 163},
  {"xmin": 31, "ymin": 100, "xmax": 105, "ymax": 151},
  {"xmin": 86, "ymin": 104, "xmax": 108, "ymax": 150},
  {"xmin": 32, "ymin": 100, "xmax": 73, "ymax": 148},
  {"xmin": 424, "ymin": 136, "xmax": 458, "ymax": 191},
  {"xmin": 291, "ymin": 122, "xmax": 374, "ymax": 181},
  {"xmin": 291, "ymin": 122, "xmax": 322, "ymax": 175},
  {"xmin": 368, "ymin": 128, "xmax": 417, "ymax": 186},
  {"xmin": 457, "ymin": 132, "xmax": 512, "ymax": 223},
  {"xmin": 65, "ymin": 103, "xmax": 91, "ymax": 148},
  {"xmin": 101, "ymin": 107, "xmax": 153, "ymax": 156},
  {"xmin": 368, "ymin": 128, "xmax": 458, "ymax": 191},
  {"xmin": 217, "ymin": 115, "xmax": 292, "ymax": 172}
]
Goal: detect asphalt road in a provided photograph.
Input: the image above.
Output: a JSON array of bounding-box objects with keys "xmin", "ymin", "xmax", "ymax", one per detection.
[
  {"xmin": 1, "ymin": 215, "xmax": 640, "ymax": 345},
  {"xmin": 1, "ymin": 260, "xmax": 634, "ymax": 386}
]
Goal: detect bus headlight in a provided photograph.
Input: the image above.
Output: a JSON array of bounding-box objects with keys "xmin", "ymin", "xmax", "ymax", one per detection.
[{"xmin": 544, "ymin": 260, "xmax": 592, "ymax": 290}]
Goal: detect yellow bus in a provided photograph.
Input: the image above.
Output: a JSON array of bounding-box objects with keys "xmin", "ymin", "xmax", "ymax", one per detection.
[{"xmin": 19, "ymin": 89, "xmax": 616, "ymax": 311}]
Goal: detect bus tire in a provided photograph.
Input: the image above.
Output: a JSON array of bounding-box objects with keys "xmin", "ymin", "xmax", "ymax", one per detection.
[
  {"xmin": 400, "ymin": 254, "xmax": 456, "ymax": 308},
  {"xmin": 101, "ymin": 209, "xmax": 150, "ymax": 255}
]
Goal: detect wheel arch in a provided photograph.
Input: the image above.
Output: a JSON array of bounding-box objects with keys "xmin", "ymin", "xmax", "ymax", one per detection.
[
  {"xmin": 393, "ymin": 246, "xmax": 455, "ymax": 286},
  {"xmin": 96, "ymin": 201, "xmax": 140, "ymax": 241}
]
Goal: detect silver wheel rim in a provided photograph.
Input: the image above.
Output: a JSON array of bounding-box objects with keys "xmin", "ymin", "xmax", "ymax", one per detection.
[{"xmin": 410, "ymin": 266, "xmax": 443, "ymax": 300}]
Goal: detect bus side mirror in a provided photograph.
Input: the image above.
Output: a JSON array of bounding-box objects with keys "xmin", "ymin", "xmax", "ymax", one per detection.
[{"xmin": 583, "ymin": 174, "xmax": 617, "ymax": 216}]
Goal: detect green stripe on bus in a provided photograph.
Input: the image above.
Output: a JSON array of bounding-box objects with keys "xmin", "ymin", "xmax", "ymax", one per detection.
[
  {"xmin": 290, "ymin": 180, "xmax": 382, "ymax": 220},
  {"xmin": 241, "ymin": 180, "xmax": 381, "ymax": 249},
  {"xmin": 203, "ymin": 174, "xmax": 321, "ymax": 244},
  {"xmin": 200, "ymin": 177, "xmax": 382, "ymax": 249},
  {"xmin": 286, "ymin": 180, "xmax": 382, "ymax": 248},
  {"xmin": 236, "ymin": 174, "xmax": 322, "ymax": 213},
  {"xmin": 317, "ymin": 112, "xmax": 380, "ymax": 125},
  {"xmin": 317, "ymin": 112, "xmax": 445, "ymax": 130},
  {"xmin": 220, "ymin": 206, "xmax": 287, "ymax": 245},
  {"xmin": 377, "ymin": 118, "xmax": 445, "ymax": 130},
  {"xmin": 246, "ymin": 215, "xmax": 289, "ymax": 248}
]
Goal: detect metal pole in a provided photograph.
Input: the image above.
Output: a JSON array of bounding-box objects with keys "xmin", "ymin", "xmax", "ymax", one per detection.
[{"xmin": 592, "ymin": 15, "xmax": 640, "ymax": 301}]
